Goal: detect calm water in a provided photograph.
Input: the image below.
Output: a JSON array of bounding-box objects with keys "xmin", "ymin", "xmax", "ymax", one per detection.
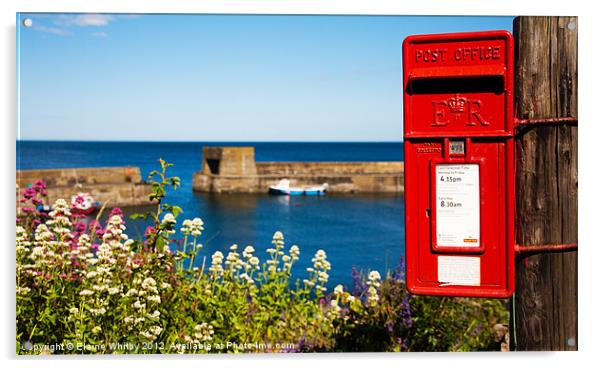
[{"xmin": 17, "ymin": 141, "xmax": 405, "ymax": 287}]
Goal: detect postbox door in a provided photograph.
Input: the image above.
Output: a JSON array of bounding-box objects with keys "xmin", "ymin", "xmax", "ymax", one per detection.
[{"xmin": 403, "ymin": 31, "xmax": 514, "ymax": 298}]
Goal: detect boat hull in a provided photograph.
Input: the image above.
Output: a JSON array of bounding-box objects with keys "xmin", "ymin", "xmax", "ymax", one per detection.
[{"xmin": 269, "ymin": 187, "xmax": 326, "ymax": 196}]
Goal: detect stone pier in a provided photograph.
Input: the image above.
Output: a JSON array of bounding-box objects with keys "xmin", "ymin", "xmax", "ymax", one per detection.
[
  {"xmin": 192, "ymin": 147, "xmax": 404, "ymax": 193},
  {"xmin": 16, "ymin": 166, "xmax": 153, "ymax": 208}
]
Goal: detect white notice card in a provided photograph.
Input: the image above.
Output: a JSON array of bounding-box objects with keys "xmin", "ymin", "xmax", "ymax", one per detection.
[
  {"xmin": 438, "ymin": 256, "xmax": 481, "ymax": 286},
  {"xmin": 435, "ymin": 164, "xmax": 480, "ymax": 247}
]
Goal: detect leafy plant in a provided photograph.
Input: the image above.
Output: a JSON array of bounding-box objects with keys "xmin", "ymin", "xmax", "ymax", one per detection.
[{"xmin": 15, "ymin": 160, "xmax": 508, "ymax": 354}]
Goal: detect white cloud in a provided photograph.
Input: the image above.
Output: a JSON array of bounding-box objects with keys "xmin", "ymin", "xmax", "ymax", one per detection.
[
  {"xmin": 54, "ymin": 14, "xmax": 114, "ymax": 27},
  {"xmin": 28, "ymin": 13, "xmax": 141, "ymax": 37},
  {"xmin": 32, "ymin": 24, "xmax": 71, "ymax": 36}
]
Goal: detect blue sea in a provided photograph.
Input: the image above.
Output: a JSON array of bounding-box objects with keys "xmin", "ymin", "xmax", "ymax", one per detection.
[{"xmin": 17, "ymin": 141, "xmax": 405, "ymax": 288}]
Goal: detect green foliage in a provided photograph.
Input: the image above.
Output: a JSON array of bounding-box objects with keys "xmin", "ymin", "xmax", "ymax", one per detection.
[{"xmin": 15, "ymin": 160, "xmax": 508, "ymax": 354}]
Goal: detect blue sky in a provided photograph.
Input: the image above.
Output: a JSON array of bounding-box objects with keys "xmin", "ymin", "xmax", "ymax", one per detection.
[{"xmin": 17, "ymin": 14, "xmax": 513, "ymax": 142}]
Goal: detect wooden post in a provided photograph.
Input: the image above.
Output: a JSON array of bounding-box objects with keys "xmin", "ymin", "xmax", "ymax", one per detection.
[{"xmin": 512, "ymin": 16, "xmax": 578, "ymax": 351}]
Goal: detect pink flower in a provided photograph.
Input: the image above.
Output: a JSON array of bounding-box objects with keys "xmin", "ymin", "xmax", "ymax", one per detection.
[
  {"xmin": 109, "ymin": 207, "xmax": 124, "ymax": 218},
  {"xmin": 22, "ymin": 206, "xmax": 35, "ymax": 213},
  {"xmin": 74, "ymin": 221, "xmax": 86, "ymax": 233},
  {"xmin": 23, "ymin": 188, "xmax": 36, "ymax": 199},
  {"xmin": 32, "ymin": 180, "xmax": 46, "ymax": 191},
  {"xmin": 88, "ymin": 220, "xmax": 101, "ymax": 231}
]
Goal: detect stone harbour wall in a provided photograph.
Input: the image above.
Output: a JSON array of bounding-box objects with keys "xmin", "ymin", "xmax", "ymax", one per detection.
[
  {"xmin": 192, "ymin": 147, "xmax": 404, "ymax": 194},
  {"xmin": 17, "ymin": 167, "xmax": 153, "ymax": 207}
]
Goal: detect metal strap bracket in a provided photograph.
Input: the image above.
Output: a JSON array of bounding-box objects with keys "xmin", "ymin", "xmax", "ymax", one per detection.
[
  {"xmin": 515, "ymin": 242, "xmax": 578, "ymax": 255},
  {"xmin": 514, "ymin": 116, "xmax": 578, "ymax": 135},
  {"xmin": 514, "ymin": 116, "xmax": 578, "ymax": 256}
]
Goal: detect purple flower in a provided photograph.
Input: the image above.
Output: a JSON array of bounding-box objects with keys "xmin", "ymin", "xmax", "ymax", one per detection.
[
  {"xmin": 400, "ymin": 338, "xmax": 409, "ymax": 351},
  {"xmin": 351, "ymin": 266, "xmax": 367, "ymax": 296},
  {"xmin": 471, "ymin": 323, "xmax": 483, "ymax": 337},
  {"xmin": 385, "ymin": 320, "xmax": 395, "ymax": 334},
  {"xmin": 21, "ymin": 206, "xmax": 35, "ymax": 213},
  {"xmin": 394, "ymin": 257, "xmax": 406, "ymax": 282},
  {"xmin": 400, "ymin": 293, "xmax": 413, "ymax": 329}
]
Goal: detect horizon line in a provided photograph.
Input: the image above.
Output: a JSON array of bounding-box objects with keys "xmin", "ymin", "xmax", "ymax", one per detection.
[{"xmin": 17, "ymin": 139, "xmax": 405, "ymax": 144}]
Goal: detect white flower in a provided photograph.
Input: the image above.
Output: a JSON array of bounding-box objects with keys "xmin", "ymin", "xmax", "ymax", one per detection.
[
  {"xmin": 367, "ymin": 286, "xmax": 379, "ymax": 305},
  {"xmin": 209, "ymin": 251, "xmax": 224, "ymax": 275},
  {"xmin": 79, "ymin": 289, "xmax": 94, "ymax": 296},
  {"xmin": 193, "ymin": 323, "xmax": 214, "ymax": 341},
  {"xmin": 140, "ymin": 331, "xmax": 155, "ymax": 340},
  {"xmin": 161, "ymin": 213, "xmax": 176, "ymax": 225},
  {"xmin": 334, "ymin": 284, "xmax": 344, "ymax": 295},
  {"xmin": 249, "ymin": 256, "xmax": 260, "ymax": 269},
  {"xmin": 190, "ymin": 218, "xmax": 204, "ymax": 236},
  {"xmin": 330, "ymin": 299, "xmax": 341, "ymax": 314},
  {"xmin": 125, "ymin": 288, "xmax": 138, "ymax": 297},
  {"xmin": 90, "ymin": 307, "xmax": 107, "ymax": 316},
  {"xmin": 289, "ymin": 245, "xmax": 300, "ymax": 260},
  {"xmin": 368, "ymin": 270, "xmax": 381, "ymax": 282},
  {"xmin": 243, "ymin": 245, "xmax": 255, "ymax": 258},
  {"xmin": 318, "ymin": 271, "xmax": 329, "ymax": 283},
  {"xmin": 180, "ymin": 219, "xmax": 193, "ymax": 235},
  {"xmin": 146, "ymin": 295, "xmax": 161, "ymax": 303},
  {"xmin": 367, "ymin": 270, "xmax": 382, "ymax": 288},
  {"xmin": 149, "ymin": 325, "xmax": 163, "ymax": 336},
  {"xmin": 141, "ymin": 277, "xmax": 157, "ymax": 291},
  {"xmin": 17, "ymin": 286, "xmax": 31, "ymax": 295}
]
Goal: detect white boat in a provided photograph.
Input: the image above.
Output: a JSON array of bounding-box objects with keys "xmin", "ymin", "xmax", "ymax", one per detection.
[
  {"xmin": 71, "ymin": 192, "xmax": 100, "ymax": 215},
  {"xmin": 268, "ymin": 179, "xmax": 328, "ymax": 196}
]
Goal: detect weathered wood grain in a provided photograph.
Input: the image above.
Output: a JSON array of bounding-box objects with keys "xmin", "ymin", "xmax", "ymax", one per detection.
[{"xmin": 512, "ymin": 16, "xmax": 578, "ymax": 351}]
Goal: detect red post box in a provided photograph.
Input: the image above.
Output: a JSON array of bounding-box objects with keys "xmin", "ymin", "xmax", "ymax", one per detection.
[{"xmin": 403, "ymin": 31, "xmax": 514, "ymax": 298}]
